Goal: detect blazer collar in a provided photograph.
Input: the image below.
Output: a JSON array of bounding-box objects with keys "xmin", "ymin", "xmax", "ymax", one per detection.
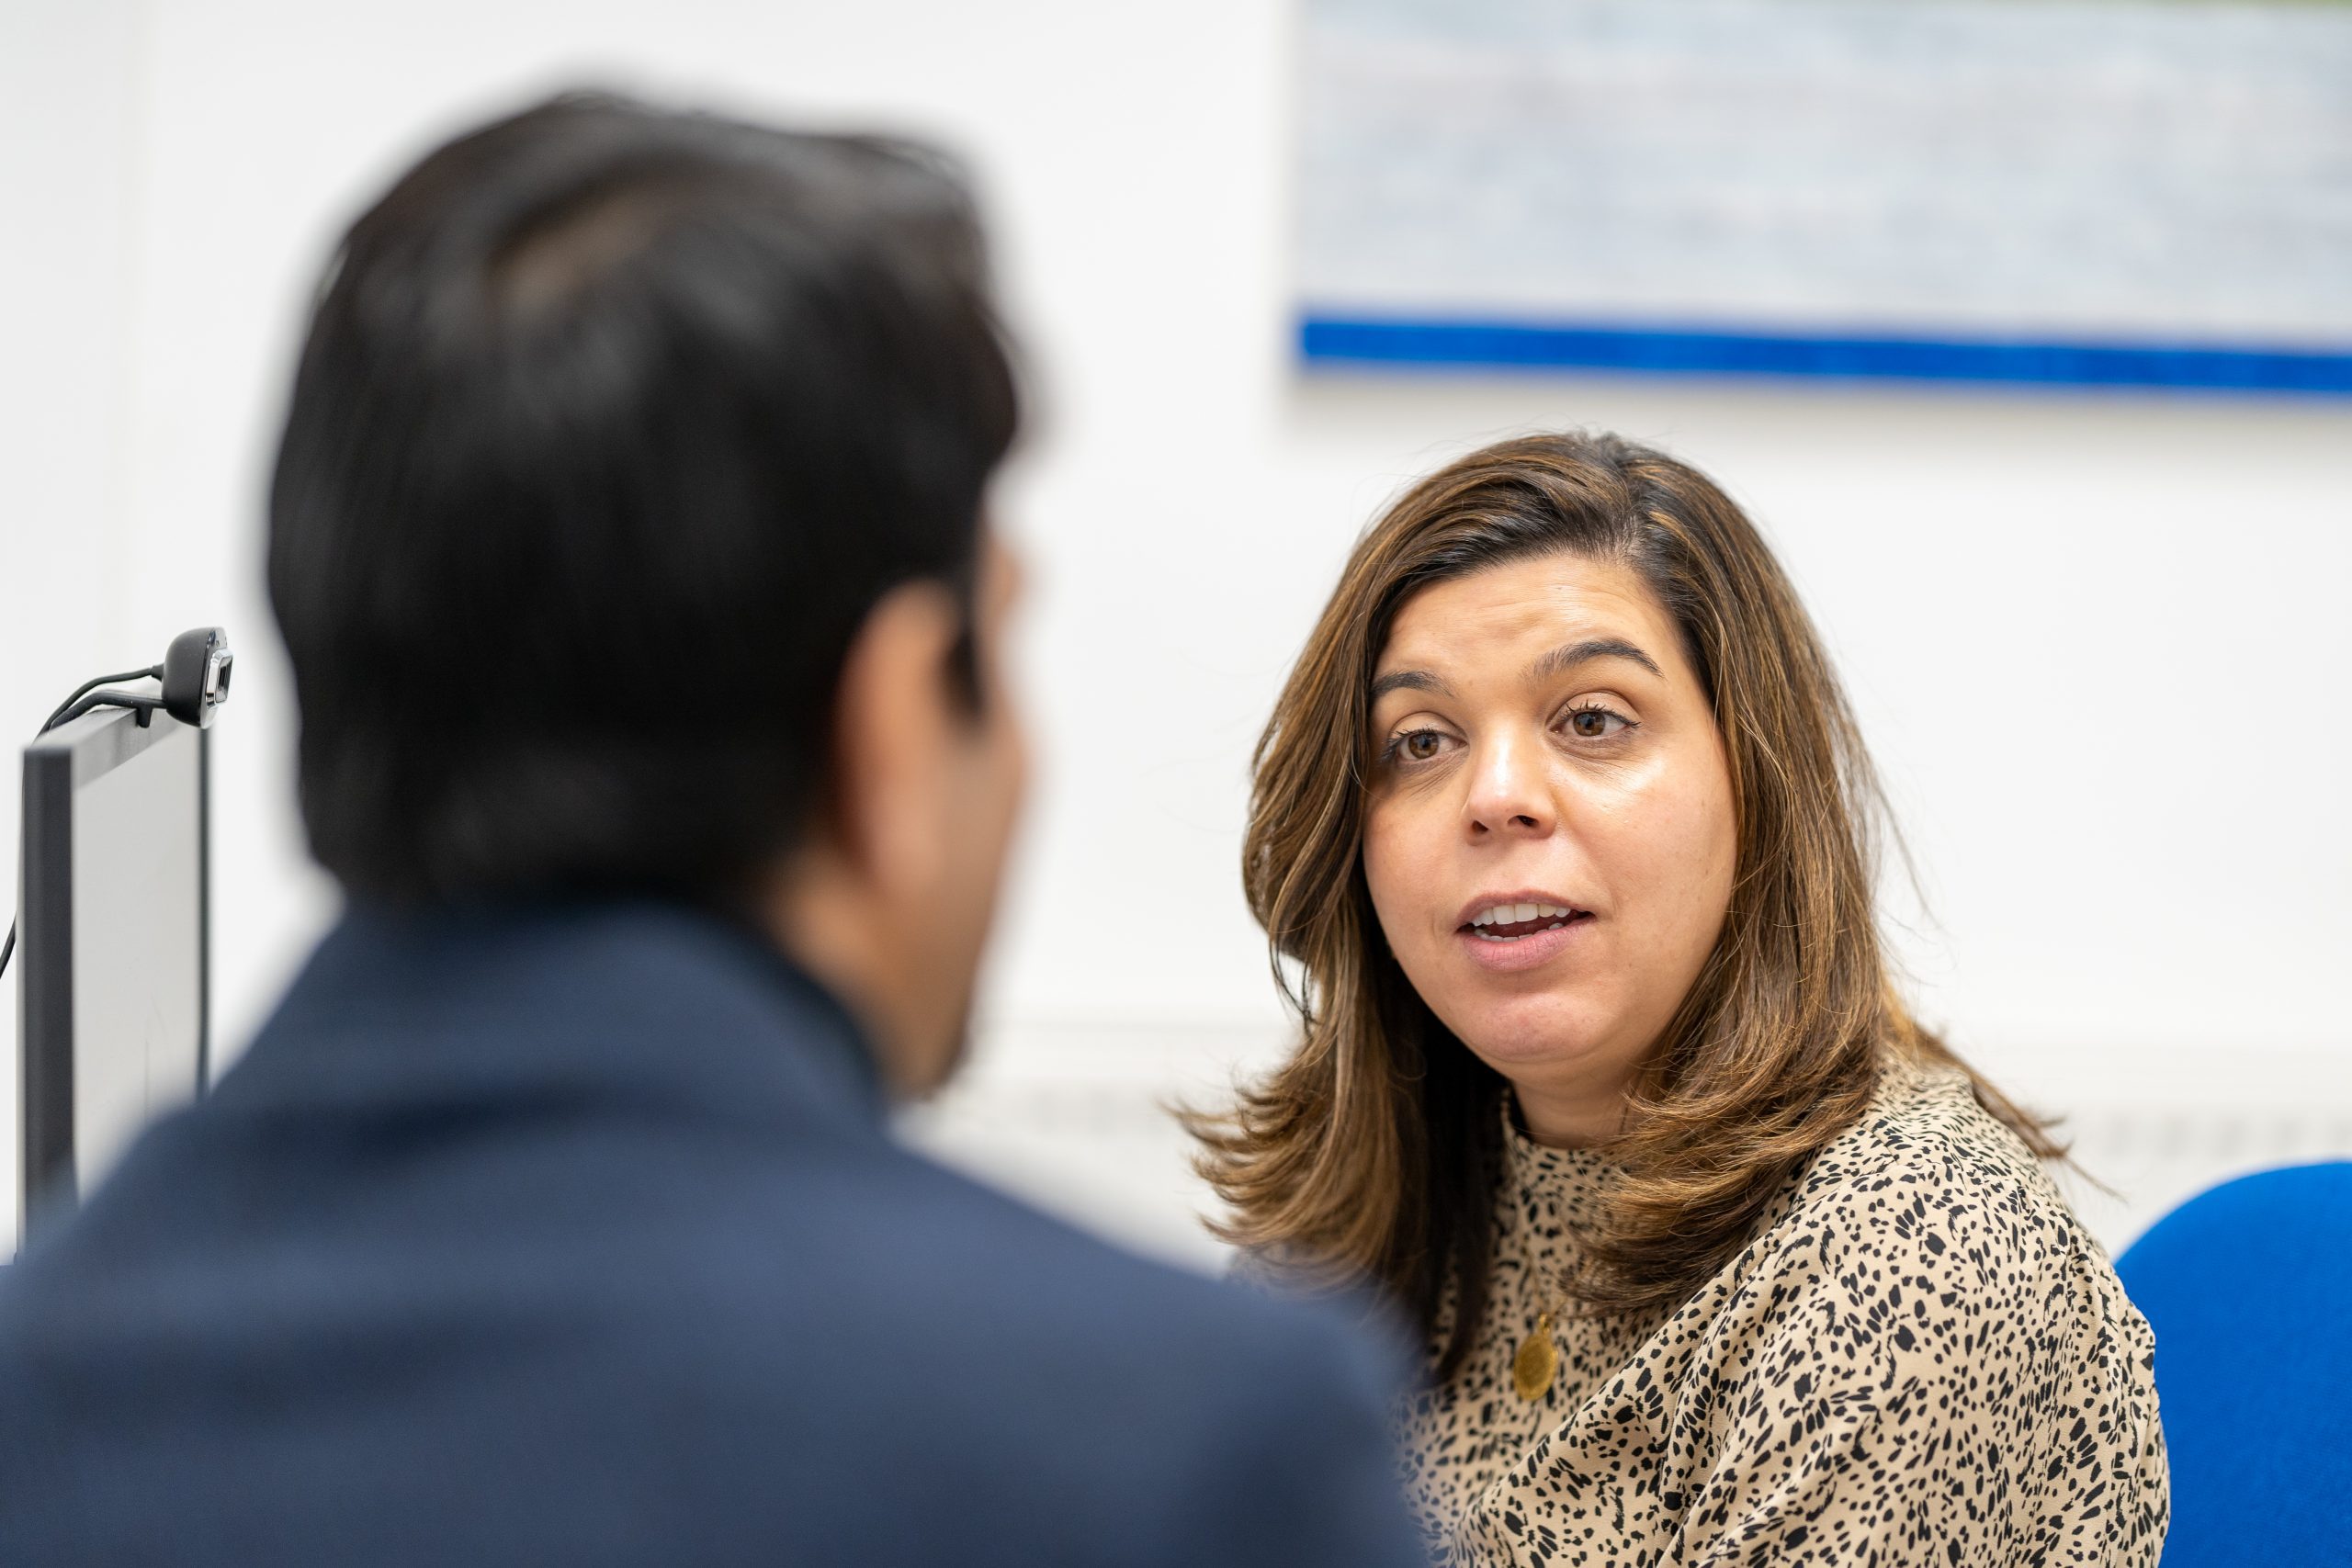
[{"xmin": 213, "ymin": 898, "xmax": 888, "ymax": 1136}]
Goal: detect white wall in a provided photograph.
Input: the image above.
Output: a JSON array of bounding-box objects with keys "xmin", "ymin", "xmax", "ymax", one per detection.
[
  {"xmin": 1, "ymin": 0, "xmax": 149, "ymax": 1228},
  {"xmin": 6, "ymin": 0, "xmax": 2348, "ymax": 1259}
]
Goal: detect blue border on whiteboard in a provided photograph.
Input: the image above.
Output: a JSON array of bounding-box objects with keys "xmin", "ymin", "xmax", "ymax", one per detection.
[{"xmin": 1299, "ymin": 313, "xmax": 2352, "ymax": 394}]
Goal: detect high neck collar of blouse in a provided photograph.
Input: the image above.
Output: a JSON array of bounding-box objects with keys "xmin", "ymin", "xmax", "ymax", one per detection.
[{"xmin": 1500, "ymin": 1089, "xmax": 1618, "ymax": 1228}]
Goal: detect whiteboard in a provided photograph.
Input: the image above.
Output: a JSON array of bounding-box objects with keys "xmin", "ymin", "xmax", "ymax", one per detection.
[{"xmin": 1300, "ymin": 0, "xmax": 2352, "ymax": 390}]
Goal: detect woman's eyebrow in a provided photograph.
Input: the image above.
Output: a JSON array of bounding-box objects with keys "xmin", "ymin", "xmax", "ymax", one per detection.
[
  {"xmin": 1369, "ymin": 669, "xmax": 1453, "ymax": 702},
  {"xmin": 1525, "ymin": 637, "xmax": 1663, "ymax": 682}
]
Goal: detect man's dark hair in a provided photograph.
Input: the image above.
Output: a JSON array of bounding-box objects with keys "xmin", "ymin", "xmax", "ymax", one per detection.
[{"xmin": 268, "ymin": 91, "xmax": 1019, "ymax": 907}]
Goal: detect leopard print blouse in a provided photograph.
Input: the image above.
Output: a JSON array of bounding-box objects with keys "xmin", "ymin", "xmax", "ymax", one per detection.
[{"xmin": 1396, "ymin": 1055, "xmax": 2169, "ymax": 1565}]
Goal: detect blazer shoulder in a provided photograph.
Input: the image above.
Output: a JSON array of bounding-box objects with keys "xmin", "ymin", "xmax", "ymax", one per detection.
[
  {"xmin": 863, "ymin": 1140, "xmax": 1405, "ymax": 1372},
  {"xmin": 663, "ymin": 1144, "xmax": 1424, "ymax": 1564},
  {"xmin": 676, "ymin": 1131, "xmax": 1411, "ymax": 1430}
]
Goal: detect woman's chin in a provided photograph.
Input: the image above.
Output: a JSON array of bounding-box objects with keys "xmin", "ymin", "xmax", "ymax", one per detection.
[{"xmin": 1446, "ymin": 992, "xmax": 1627, "ymax": 1075}]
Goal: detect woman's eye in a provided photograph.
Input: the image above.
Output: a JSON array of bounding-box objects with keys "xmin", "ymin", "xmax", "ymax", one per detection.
[
  {"xmin": 1391, "ymin": 728, "xmax": 1450, "ymax": 762},
  {"xmin": 1565, "ymin": 706, "xmax": 1630, "ymax": 739}
]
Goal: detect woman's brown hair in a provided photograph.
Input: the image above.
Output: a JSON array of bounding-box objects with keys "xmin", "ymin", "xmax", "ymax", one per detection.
[{"xmin": 1188, "ymin": 430, "xmax": 2058, "ymax": 1376}]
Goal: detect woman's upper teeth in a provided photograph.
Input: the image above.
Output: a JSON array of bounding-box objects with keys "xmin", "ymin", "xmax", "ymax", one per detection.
[{"xmin": 1472, "ymin": 902, "xmax": 1572, "ymax": 927}]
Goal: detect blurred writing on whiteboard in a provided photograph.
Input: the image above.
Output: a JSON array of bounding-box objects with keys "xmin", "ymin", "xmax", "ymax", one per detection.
[{"xmin": 1299, "ymin": 0, "xmax": 2352, "ymax": 390}]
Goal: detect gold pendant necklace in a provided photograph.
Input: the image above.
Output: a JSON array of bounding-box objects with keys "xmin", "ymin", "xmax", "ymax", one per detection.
[{"xmin": 1512, "ymin": 1309, "xmax": 1559, "ymax": 1401}]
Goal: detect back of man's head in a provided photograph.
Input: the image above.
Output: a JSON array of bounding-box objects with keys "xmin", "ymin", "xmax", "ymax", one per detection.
[{"xmin": 269, "ymin": 91, "xmax": 1020, "ymax": 910}]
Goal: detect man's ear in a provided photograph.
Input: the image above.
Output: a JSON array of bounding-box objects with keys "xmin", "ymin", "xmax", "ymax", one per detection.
[{"xmin": 824, "ymin": 578, "xmax": 966, "ymax": 897}]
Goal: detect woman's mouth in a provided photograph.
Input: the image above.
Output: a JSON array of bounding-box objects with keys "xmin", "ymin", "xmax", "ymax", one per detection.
[
  {"xmin": 1464, "ymin": 900, "xmax": 1588, "ymax": 942},
  {"xmin": 1453, "ymin": 896, "xmax": 1596, "ymax": 972}
]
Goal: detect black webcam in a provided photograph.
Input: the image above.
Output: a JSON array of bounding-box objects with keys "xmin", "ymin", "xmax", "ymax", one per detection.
[
  {"xmin": 162, "ymin": 627, "xmax": 233, "ymax": 729},
  {"xmin": 41, "ymin": 627, "xmax": 234, "ymax": 734}
]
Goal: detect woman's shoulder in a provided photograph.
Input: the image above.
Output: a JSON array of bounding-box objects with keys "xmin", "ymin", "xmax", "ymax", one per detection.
[
  {"xmin": 1787, "ymin": 1054, "xmax": 2079, "ymax": 1238},
  {"xmin": 1680, "ymin": 1051, "xmax": 2159, "ymax": 1476},
  {"xmin": 1742, "ymin": 1051, "xmax": 2126, "ymax": 1326},
  {"xmin": 1656, "ymin": 1056, "xmax": 2166, "ymax": 1562}
]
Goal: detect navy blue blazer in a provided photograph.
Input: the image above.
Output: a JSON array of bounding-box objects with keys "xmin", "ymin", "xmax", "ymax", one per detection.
[{"xmin": 0, "ymin": 904, "xmax": 1426, "ymax": 1566}]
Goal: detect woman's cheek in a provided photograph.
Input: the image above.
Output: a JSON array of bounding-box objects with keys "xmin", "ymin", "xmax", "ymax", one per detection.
[
  {"xmin": 1602, "ymin": 767, "xmax": 1736, "ymax": 952},
  {"xmin": 1363, "ymin": 795, "xmax": 1441, "ymax": 956}
]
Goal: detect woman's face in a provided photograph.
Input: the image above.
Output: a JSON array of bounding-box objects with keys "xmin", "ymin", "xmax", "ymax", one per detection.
[{"xmin": 1361, "ymin": 552, "xmax": 1737, "ymax": 1141}]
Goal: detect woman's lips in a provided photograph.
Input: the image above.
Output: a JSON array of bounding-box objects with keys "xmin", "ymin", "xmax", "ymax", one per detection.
[{"xmin": 1454, "ymin": 911, "xmax": 1596, "ymax": 973}]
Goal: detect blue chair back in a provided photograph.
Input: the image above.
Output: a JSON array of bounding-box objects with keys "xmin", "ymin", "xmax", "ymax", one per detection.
[{"xmin": 2115, "ymin": 1162, "xmax": 2352, "ymax": 1567}]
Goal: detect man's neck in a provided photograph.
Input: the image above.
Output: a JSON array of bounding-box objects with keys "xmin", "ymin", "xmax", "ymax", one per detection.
[{"xmin": 762, "ymin": 856, "xmax": 922, "ymax": 1099}]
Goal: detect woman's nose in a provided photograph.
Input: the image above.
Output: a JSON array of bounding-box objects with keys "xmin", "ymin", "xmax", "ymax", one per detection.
[{"xmin": 1464, "ymin": 733, "xmax": 1553, "ymax": 839}]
